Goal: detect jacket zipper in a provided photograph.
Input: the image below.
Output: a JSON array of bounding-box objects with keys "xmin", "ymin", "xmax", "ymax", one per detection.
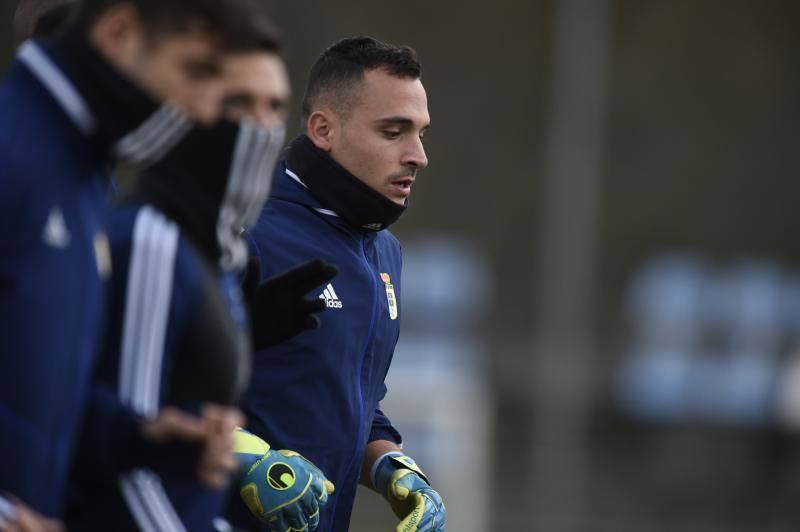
[{"xmin": 326, "ymin": 236, "xmax": 380, "ymax": 530}]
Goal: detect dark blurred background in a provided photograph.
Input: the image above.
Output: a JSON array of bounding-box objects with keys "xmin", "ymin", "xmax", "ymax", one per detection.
[{"xmin": 4, "ymin": 1, "xmax": 800, "ymax": 530}]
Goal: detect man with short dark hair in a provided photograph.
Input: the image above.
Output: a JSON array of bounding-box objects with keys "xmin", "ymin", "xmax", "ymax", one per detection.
[
  {"xmin": 238, "ymin": 36, "xmax": 446, "ymax": 532},
  {"xmin": 0, "ymin": 0, "xmax": 274, "ymax": 527}
]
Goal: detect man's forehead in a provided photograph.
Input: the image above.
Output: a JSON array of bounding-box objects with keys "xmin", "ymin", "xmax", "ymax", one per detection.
[
  {"xmin": 224, "ymin": 53, "xmax": 289, "ymax": 89},
  {"xmin": 355, "ymin": 69, "xmax": 429, "ymax": 126},
  {"xmin": 155, "ymin": 31, "xmax": 222, "ymax": 60}
]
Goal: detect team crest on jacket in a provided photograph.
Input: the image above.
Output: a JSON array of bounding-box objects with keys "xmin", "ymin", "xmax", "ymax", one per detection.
[{"xmin": 381, "ymin": 273, "xmax": 398, "ymax": 320}]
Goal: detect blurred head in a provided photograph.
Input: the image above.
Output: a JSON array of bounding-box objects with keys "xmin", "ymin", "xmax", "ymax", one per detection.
[
  {"xmin": 220, "ymin": 50, "xmax": 290, "ymax": 128},
  {"xmin": 303, "ymin": 36, "xmax": 430, "ymax": 206},
  {"xmin": 75, "ymin": 0, "xmax": 279, "ymax": 124}
]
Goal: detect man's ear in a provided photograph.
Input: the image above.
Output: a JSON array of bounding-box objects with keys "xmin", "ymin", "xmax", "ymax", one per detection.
[
  {"xmin": 88, "ymin": 3, "xmax": 142, "ymax": 63},
  {"xmin": 306, "ymin": 109, "xmax": 335, "ymax": 152}
]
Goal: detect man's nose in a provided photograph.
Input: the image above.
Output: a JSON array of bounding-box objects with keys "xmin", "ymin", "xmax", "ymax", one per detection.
[
  {"xmin": 191, "ymin": 84, "xmax": 227, "ymax": 125},
  {"xmin": 402, "ymin": 136, "xmax": 428, "ymax": 169}
]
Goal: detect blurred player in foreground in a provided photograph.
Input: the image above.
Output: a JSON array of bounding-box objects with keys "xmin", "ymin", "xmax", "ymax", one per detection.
[
  {"xmin": 0, "ymin": 0, "xmax": 272, "ymax": 529},
  {"xmin": 62, "ymin": 8, "xmax": 337, "ymax": 531},
  {"xmin": 236, "ymin": 37, "xmax": 446, "ymax": 531}
]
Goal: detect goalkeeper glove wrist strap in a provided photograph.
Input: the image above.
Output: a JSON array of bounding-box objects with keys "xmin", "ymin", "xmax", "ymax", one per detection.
[{"xmin": 372, "ymin": 452, "xmax": 430, "ymax": 497}]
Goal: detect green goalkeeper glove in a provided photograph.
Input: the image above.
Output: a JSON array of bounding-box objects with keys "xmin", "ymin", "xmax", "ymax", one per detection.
[
  {"xmin": 372, "ymin": 452, "xmax": 446, "ymax": 532},
  {"xmin": 233, "ymin": 428, "xmax": 334, "ymax": 531}
]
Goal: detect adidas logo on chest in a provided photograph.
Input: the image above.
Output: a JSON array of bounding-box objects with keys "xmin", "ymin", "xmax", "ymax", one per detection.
[{"xmin": 319, "ymin": 283, "xmax": 343, "ymax": 309}]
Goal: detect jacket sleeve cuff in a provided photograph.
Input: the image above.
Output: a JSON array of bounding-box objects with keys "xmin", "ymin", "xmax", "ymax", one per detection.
[
  {"xmin": 368, "ymin": 425, "xmax": 402, "ymax": 446},
  {"xmin": 368, "ymin": 407, "xmax": 403, "ymax": 445}
]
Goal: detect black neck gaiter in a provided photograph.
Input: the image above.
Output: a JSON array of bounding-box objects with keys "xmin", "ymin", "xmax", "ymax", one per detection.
[
  {"xmin": 131, "ymin": 120, "xmax": 285, "ymax": 271},
  {"xmin": 285, "ymin": 134, "xmax": 406, "ymax": 232},
  {"xmin": 44, "ymin": 29, "xmax": 191, "ymax": 167}
]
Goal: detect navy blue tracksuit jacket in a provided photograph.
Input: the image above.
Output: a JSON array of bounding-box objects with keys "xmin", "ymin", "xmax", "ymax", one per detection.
[
  {"xmin": 0, "ymin": 43, "xmax": 109, "ymax": 517},
  {"xmin": 242, "ymin": 163, "xmax": 403, "ymax": 531},
  {"xmin": 68, "ymin": 203, "xmax": 250, "ymax": 532}
]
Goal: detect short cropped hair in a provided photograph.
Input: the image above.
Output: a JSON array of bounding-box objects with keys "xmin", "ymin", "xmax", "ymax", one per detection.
[
  {"xmin": 301, "ymin": 36, "xmax": 421, "ymax": 123},
  {"xmin": 75, "ymin": 0, "xmax": 281, "ymax": 54},
  {"xmin": 13, "ymin": 0, "xmax": 73, "ymax": 47}
]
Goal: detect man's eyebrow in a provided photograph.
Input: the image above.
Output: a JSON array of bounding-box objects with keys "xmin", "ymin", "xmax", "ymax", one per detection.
[
  {"xmin": 375, "ymin": 116, "xmax": 431, "ymax": 130},
  {"xmin": 221, "ymin": 91, "xmax": 254, "ymax": 103},
  {"xmin": 185, "ymin": 57, "xmax": 223, "ymax": 77}
]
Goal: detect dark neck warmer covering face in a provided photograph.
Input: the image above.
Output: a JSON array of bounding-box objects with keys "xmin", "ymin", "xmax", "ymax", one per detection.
[
  {"xmin": 42, "ymin": 29, "xmax": 192, "ymax": 167},
  {"xmin": 285, "ymin": 134, "xmax": 407, "ymax": 232},
  {"xmin": 131, "ymin": 120, "xmax": 286, "ymax": 271}
]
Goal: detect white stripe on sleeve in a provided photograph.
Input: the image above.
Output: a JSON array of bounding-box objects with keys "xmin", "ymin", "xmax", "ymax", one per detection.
[{"xmin": 117, "ymin": 206, "xmax": 185, "ymax": 532}]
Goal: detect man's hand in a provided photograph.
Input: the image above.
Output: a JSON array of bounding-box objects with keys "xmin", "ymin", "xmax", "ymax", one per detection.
[
  {"xmin": 0, "ymin": 497, "xmax": 63, "ymax": 532},
  {"xmin": 140, "ymin": 405, "xmax": 243, "ymax": 489},
  {"xmin": 373, "ymin": 453, "xmax": 446, "ymax": 532},
  {"xmin": 242, "ymin": 258, "xmax": 338, "ymax": 349},
  {"xmin": 233, "ymin": 428, "xmax": 334, "ymax": 531},
  {"xmin": 197, "ymin": 405, "xmax": 243, "ymax": 488}
]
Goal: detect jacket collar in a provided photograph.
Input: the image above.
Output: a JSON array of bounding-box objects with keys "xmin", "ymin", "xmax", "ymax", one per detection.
[
  {"xmin": 17, "ymin": 36, "xmax": 191, "ymax": 168},
  {"xmin": 270, "ymin": 162, "xmax": 367, "ymax": 237},
  {"xmin": 18, "ymin": 40, "xmax": 94, "ymax": 135}
]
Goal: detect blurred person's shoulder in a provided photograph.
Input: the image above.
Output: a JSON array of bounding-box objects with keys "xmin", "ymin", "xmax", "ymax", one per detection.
[{"xmin": 0, "ymin": 55, "xmax": 94, "ymax": 180}]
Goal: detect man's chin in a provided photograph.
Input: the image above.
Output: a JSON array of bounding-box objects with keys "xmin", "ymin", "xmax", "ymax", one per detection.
[{"xmin": 388, "ymin": 195, "xmax": 408, "ymax": 206}]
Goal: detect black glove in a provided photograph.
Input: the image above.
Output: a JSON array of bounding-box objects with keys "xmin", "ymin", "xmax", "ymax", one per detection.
[{"xmin": 242, "ymin": 258, "xmax": 339, "ymax": 349}]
